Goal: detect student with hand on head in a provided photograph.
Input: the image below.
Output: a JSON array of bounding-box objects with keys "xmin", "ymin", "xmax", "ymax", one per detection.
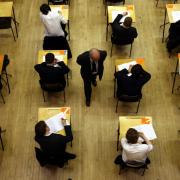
[
  {"xmin": 34, "ymin": 53, "xmax": 70, "ymax": 89},
  {"xmin": 35, "ymin": 119, "xmax": 76, "ymax": 167}
]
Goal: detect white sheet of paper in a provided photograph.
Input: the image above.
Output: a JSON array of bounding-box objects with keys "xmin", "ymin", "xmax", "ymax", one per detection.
[
  {"xmin": 117, "ymin": 61, "xmax": 137, "ymax": 71},
  {"xmin": 112, "ymin": 11, "xmax": 130, "ymax": 22},
  {"xmin": 43, "ymin": 55, "xmax": 63, "ymax": 62},
  {"xmin": 172, "ymin": 11, "xmax": 180, "ymax": 22},
  {"xmin": 45, "ymin": 112, "xmax": 65, "ymax": 133},
  {"xmin": 133, "ymin": 124, "xmax": 157, "ymax": 140},
  {"xmin": 51, "ymin": 7, "xmax": 62, "ymax": 14}
]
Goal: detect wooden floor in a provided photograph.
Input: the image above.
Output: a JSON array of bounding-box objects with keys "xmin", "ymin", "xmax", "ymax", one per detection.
[{"xmin": 0, "ymin": 0, "xmax": 180, "ymax": 179}]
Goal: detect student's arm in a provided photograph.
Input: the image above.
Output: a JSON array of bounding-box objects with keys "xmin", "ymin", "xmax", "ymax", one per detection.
[
  {"xmin": 132, "ymin": 28, "xmax": 138, "ymax": 38},
  {"xmin": 76, "ymin": 53, "xmax": 85, "ymax": 66},
  {"xmin": 59, "ymin": 13, "xmax": 67, "ymax": 24},
  {"xmin": 62, "ymin": 119, "xmax": 73, "ymax": 142},
  {"xmin": 138, "ymin": 70, "xmax": 151, "ymax": 86},
  {"xmin": 57, "ymin": 61, "xmax": 70, "ymax": 74},
  {"xmin": 100, "ymin": 50, "xmax": 107, "ymax": 62},
  {"xmin": 139, "ymin": 132, "xmax": 153, "ymax": 151},
  {"xmin": 115, "ymin": 69, "xmax": 129, "ymax": 78}
]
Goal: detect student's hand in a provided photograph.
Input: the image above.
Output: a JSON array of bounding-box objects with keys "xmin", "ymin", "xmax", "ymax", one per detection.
[
  {"xmin": 138, "ymin": 132, "xmax": 145, "ymax": 138},
  {"xmin": 61, "ymin": 118, "xmax": 67, "ymax": 126},
  {"xmin": 122, "ymin": 12, "xmax": 128, "ymax": 16},
  {"xmin": 128, "ymin": 65, "xmax": 133, "ymax": 73}
]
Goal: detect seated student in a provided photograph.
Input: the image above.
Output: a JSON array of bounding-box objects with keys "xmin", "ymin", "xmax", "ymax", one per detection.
[
  {"xmin": 40, "ymin": 4, "xmax": 67, "ymax": 37},
  {"xmin": 111, "ymin": 12, "xmax": 138, "ymax": 44},
  {"xmin": 34, "ymin": 53, "xmax": 70, "ymax": 89},
  {"xmin": 114, "ymin": 64, "xmax": 151, "ymax": 98},
  {"xmin": 166, "ymin": 20, "xmax": 180, "ymax": 53},
  {"xmin": 35, "ymin": 119, "xmax": 76, "ymax": 167},
  {"xmin": 121, "ymin": 128, "xmax": 153, "ymax": 163}
]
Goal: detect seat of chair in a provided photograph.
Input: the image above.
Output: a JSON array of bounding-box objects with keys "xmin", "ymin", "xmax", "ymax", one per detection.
[{"xmin": 126, "ymin": 161, "xmax": 146, "ymax": 168}]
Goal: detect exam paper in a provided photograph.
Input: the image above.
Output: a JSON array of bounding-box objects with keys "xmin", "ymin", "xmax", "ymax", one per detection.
[
  {"xmin": 51, "ymin": 7, "xmax": 62, "ymax": 14},
  {"xmin": 172, "ymin": 11, "xmax": 180, "ymax": 22},
  {"xmin": 112, "ymin": 11, "xmax": 130, "ymax": 22},
  {"xmin": 117, "ymin": 61, "xmax": 137, "ymax": 71}
]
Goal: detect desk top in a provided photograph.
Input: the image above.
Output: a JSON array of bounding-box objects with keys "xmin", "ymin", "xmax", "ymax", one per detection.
[
  {"xmin": 38, "ymin": 50, "xmax": 68, "ymax": 65},
  {"xmin": 0, "ymin": 2, "xmax": 13, "ymax": 17},
  {"xmin": 115, "ymin": 58, "xmax": 145, "ymax": 71},
  {"xmin": 108, "ymin": 5, "xmax": 136, "ymax": 24},
  {"xmin": 0, "ymin": 55, "xmax": 4, "ymax": 75},
  {"xmin": 38, "ymin": 107, "xmax": 71, "ymax": 136},
  {"xmin": 119, "ymin": 116, "xmax": 152, "ymax": 139},
  {"xmin": 50, "ymin": 5, "xmax": 69, "ymax": 20},
  {"xmin": 166, "ymin": 4, "xmax": 180, "ymax": 23}
]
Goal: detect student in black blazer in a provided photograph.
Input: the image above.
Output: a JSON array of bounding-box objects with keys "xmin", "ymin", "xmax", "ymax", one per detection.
[
  {"xmin": 35, "ymin": 119, "xmax": 76, "ymax": 167},
  {"xmin": 77, "ymin": 49, "xmax": 107, "ymax": 106},
  {"xmin": 114, "ymin": 64, "xmax": 151, "ymax": 98},
  {"xmin": 34, "ymin": 53, "xmax": 70, "ymax": 88},
  {"xmin": 111, "ymin": 12, "xmax": 138, "ymax": 44}
]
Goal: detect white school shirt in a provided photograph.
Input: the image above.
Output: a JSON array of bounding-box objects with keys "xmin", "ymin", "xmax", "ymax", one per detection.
[
  {"xmin": 40, "ymin": 11, "xmax": 67, "ymax": 37},
  {"xmin": 121, "ymin": 137, "xmax": 153, "ymax": 163}
]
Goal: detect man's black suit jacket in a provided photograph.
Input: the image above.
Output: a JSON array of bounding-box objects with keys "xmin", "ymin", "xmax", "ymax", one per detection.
[
  {"xmin": 34, "ymin": 61, "xmax": 70, "ymax": 87},
  {"xmin": 35, "ymin": 125, "xmax": 73, "ymax": 160},
  {"xmin": 114, "ymin": 69, "xmax": 151, "ymax": 98},
  {"xmin": 76, "ymin": 50, "xmax": 107, "ymax": 80},
  {"xmin": 112, "ymin": 14, "xmax": 138, "ymax": 44}
]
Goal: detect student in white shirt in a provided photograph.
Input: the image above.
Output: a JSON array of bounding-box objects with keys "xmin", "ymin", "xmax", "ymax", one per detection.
[
  {"xmin": 121, "ymin": 128, "xmax": 153, "ymax": 163},
  {"xmin": 40, "ymin": 4, "xmax": 67, "ymax": 37}
]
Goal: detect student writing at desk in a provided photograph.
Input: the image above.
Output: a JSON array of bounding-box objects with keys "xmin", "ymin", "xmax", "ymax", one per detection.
[
  {"xmin": 35, "ymin": 119, "xmax": 76, "ymax": 167},
  {"xmin": 111, "ymin": 12, "xmax": 138, "ymax": 44},
  {"xmin": 114, "ymin": 64, "xmax": 151, "ymax": 98}
]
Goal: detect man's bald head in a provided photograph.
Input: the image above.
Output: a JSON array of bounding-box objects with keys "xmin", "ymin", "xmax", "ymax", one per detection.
[{"xmin": 89, "ymin": 49, "xmax": 100, "ymax": 62}]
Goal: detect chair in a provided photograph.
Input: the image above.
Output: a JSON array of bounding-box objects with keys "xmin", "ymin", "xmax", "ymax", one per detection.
[
  {"xmin": 43, "ymin": 36, "xmax": 72, "ymax": 59},
  {"xmin": 118, "ymin": 157, "xmax": 148, "ymax": 176},
  {"xmin": 48, "ymin": 0, "xmax": 69, "ymax": 5},
  {"xmin": 0, "ymin": 17, "xmax": 17, "ymax": 41},
  {"xmin": 0, "ymin": 81, "xmax": 5, "ymax": 104},
  {"xmin": 104, "ymin": 0, "xmax": 125, "ymax": 15},
  {"xmin": 115, "ymin": 94, "xmax": 141, "ymax": 113},
  {"xmin": 39, "ymin": 80, "xmax": 66, "ymax": 102},
  {"xmin": 0, "ymin": 127, "xmax": 6, "ymax": 150},
  {"xmin": 110, "ymin": 34, "xmax": 134, "ymax": 57}
]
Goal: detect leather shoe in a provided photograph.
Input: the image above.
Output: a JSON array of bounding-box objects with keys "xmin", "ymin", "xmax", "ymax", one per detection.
[
  {"xmin": 92, "ymin": 80, "xmax": 97, "ymax": 87},
  {"xmin": 86, "ymin": 100, "xmax": 90, "ymax": 107}
]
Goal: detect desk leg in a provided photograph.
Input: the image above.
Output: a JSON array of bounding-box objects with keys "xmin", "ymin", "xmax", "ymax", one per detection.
[
  {"xmin": 106, "ymin": 14, "xmax": 108, "ymax": 41},
  {"xmin": 114, "ymin": 67, "xmax": 116, "ymax": 98},
  {"xmin": 162, "ymin": 8, "xmax": 167, "ymax": 43},
  {"xmin": 68, "ymin": 20, "xmax": 70, "ymax": 41},
  {"xmin": 172, "ymin": 58, "xmax": 179, "ymax": 94},
  {"xmin": 117, "ymin": 123, "xmax": 120, "ymax": 151},
  {"xmin": 12, "ymin": 7, "xmax": 18, "ymax": 38},
  {"xmin": 0, "ymin": 128, "xmax": 6, "ymax": 151}
]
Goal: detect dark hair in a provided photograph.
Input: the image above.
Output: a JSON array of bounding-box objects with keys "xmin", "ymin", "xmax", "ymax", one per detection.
[
  {"xmin": 45, "ymin": 53, "xmax": 55, "ymax": 64},
  {"xmin": 126, "ymin": 128, "xmax": 139, "ymax": 144},
  {"xmin": 35, "ymin": 121, "xmax": 47, "ymax": 137},
  {"xmin": 131, "ymin": 64, "xmax": 144, "ymax": 77},
  {"xmin": 40, "ymin": 4, "xmax": 51, "ymax": 15},
  {"xmin": 124, "ymin": 17, "xmax": 132, "ymax": 27}
]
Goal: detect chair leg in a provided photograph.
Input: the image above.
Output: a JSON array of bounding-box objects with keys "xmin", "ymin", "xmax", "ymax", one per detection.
[
  {"xmin": 172, "ymin": 59, "xmax": 179, "ymax": 94},
  {"xmin": 110, "ymin": 43, "xmax": 113, "ymax": 57},
  {"xmin": 136, "ymin": 99, "xmax": 141, "ymax": 114},
  {"xmin": 42, "ymin": 90, "xmax": 46, "ymax": 102},
  {"xmin": 0, "ymin": 127, "xmax": 6, "ymax": 151},
  {"xmin": 10, "ymin": 26, "xmax": 16, "ymax": 41},
  {"xmin": 5, "ymin": 70, "xmax": 10, "ymax": 94},
  {"xmin": 129, "ymin": 43, "xmax": 133, "ymax": 57},
  {"xmin": 141, "ymin": 167, "xmax": 146, "ymax": 176},
  {"xmin": 0, "ymin": 91, "xmax": 5, "ymax": 104},
  {"xmin": 115, "ymin": 99, "xmax": 119, "ymax": 113}
]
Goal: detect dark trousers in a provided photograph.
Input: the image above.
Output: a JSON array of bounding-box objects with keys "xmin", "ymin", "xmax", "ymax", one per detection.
[{"xmin": 83, "ymin": 75, "xmax": 97, "ymax": 101}]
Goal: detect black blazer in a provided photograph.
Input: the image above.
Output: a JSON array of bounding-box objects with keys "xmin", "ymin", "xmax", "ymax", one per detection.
[
  {"xmin": 76, "ymin": 50, "xmax": 107, "ymax": 80},
  {"xmin": 34, "ymin": 61, "xmax": 70, "ymax": 86},
  {"xmin": 35, "ymin": 126, "xmax": 73, "ymax": 159},
  {"xmin": 115, "ymin": 69, "xmax": 151, "ymax": 98},
  {"xmin": 112, "ymin": 14, "xmax": 138, "ymax": 44}
]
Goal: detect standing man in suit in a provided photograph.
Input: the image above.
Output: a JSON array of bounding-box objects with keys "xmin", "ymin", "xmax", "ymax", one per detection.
[
  {"xmin": 35, "ymin": 119, "xmax": 76, "ymax": 167},
  {"xmin": 77, "ymin": 49, "xmax": 107, "ymax": 106}
]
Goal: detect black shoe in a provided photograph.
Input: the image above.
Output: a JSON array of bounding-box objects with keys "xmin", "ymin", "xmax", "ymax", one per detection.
[
  {"xmin": 86, "ymin": 100, "xmax": 90, "ymax": 107},
  {"xmin": 92, "ymin": 80, "xmax": 97, "ymax": 87}
]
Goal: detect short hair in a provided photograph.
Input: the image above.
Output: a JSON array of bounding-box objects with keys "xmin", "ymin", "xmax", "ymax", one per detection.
[
  {"xmin": 45, "ymin": 53, "xmax": 55, "ymax": 64},
  {"xmin": 131, "ymin": 64, "xmax": 144, "ymax": 77},
  {"xmin": 126, "ymin": 128, "xmax": 139, "ymax": 144},
  {"xmin": 40, "ymin": 4, "xmax": 51, "ymax": 15},
  {"xmin": 123, "ymin": 17, "xmax": 132, "ymax": 27},
  {"xmin": 35, "ymin": 121, "xmax": 47, "ymax": 137}
]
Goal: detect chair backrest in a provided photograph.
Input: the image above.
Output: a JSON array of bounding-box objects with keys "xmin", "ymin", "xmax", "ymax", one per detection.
[
  {"xmin": 126, "ymin": 161, "xmax": 146, "ymax": 168},
  {"xmin": 111, "ymin": 34, "xmax": 134, "ymax": 45},
  {"xmin": 40, "ymin": 80, "xmax": 65, "ymax": 92},
  {"xmin": 118, "ymin": 94, "xmax": 141, "ymax": 102},
  {"xmin": 0, "ymin": 17, "xmax": 11, "ymax": 29}
]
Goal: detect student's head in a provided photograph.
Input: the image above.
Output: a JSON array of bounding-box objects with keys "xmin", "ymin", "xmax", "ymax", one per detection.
[
  {"xmin": 45, "ymin": 53, "xmax": 55, "ymax": 64},
  {"xmin": 40, "ymin": 4, "xmax": 51, "ymax": 15},
  {"xmin": 123, "ymin": 17, "xmax": 133, "ymax": 28},
  {"xmin": 126, "ymin": 128, "xmax": 139, "ymax": 144},
  {"xmin": 131, "ymin": 64, "xmax": 144, "ymax": 77},
  {"xmin": 35, "ymin": 121, "xmax": 49, "ymax": 137},
  {"xmin": 89, "ymin": 48, "xmax": 100, "ymax": 62}
]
